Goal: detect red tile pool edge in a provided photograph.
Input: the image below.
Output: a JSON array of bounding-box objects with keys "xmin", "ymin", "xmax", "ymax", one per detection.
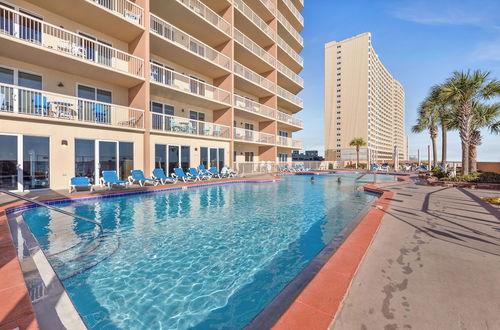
[
  {"xmin": 0, "ymin": 176, "xmax": 281, "ymax": 329},
  {"xmin": 272, "ymin": 175, "xmax": 413, "ymax": 330}
]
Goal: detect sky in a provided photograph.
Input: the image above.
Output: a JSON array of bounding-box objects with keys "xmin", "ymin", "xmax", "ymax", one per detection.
[{"xmin": 295, "ymin": 0, "xmax": 500, "ymax": 161}]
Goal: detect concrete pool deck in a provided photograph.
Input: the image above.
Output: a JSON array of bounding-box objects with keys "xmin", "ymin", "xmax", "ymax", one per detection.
[{"xmin": 330, "ymin": 182, "xmax": 500, "ymax": 330}]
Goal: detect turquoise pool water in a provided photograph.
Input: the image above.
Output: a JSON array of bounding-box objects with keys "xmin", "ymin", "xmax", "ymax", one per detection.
[{"xmin": 23, "ymin": 173, "xmax": 395, "ymax": 329}]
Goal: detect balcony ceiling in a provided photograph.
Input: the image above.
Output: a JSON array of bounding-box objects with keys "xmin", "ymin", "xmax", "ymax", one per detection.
[{"xmin": 150, "ymin": 82, "xmax": 230, "ymax": 110}]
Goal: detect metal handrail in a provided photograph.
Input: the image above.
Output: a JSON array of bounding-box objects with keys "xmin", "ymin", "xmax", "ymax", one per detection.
[{"xmin": 1, "ymin": 190, "xmax": 103, "ymax": 230}]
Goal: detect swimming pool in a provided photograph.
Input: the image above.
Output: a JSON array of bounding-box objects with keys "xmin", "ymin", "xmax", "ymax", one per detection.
[{"xmin": 22, "ymin": 173, "xmax": 395, "ymax": 329}]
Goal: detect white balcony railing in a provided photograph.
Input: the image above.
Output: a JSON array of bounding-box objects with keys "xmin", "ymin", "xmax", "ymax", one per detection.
[
  {"xmin": 150, "ymin": 63, "xmax": 231, "ymax": 105},
  {"xmin": 89, "ymin": 0, "xmax": 144, "ymax": 26},
  {"xmin": 151, "ymin": 112, "xmax": 231, "ymax": 139},
  {"xmin": 0, "ymin": 82, "xmax": 144, "ymax": 128},
  {"xmin": 176, "ymin": 0, "xmax": 231, "ymax": 35},
  {"xmin": 234, "ymin": 62, "xmax": 276, "ymax": 92},
  {"xmin": 234, "ymin": 94, "xmax": 276, "ymax": 119},
  {"xmin": 233, "ymin": 127, "xmax": 276, "ymax": 144},
  {"xmin": 277, "ymin": 11, "xmax": 303, "ymax": 46},
  {"xmin": 277, "ymin": 110, "xmax": 303, "ymax": 127},
  {"xmin": 234, "ymin": 28, "xmax": 276, "ymax": 67},
  {"xmin": 150, "ymin": 14, "xmax": 230, "ymax": 70},
  {"xmin": 234, "ymin": 0, "xmax": 275, "ymax": 41},
  {"xmin": 277, "ymin": 136, "xmax": 303, "ymax": 149},
  {"xmin": 278, "ymin": 86, "xmax": 303, "ymax": 107},
  {"xmin": 277, "ymin": 61, "xmax": 304, "ymax": 87},
  {"xmin": 282, "ymin": 0, "xmax": 304, "ymax": 26},
  {"xmin": 259, "ymin": 0, "xmax": 276, "ymax": 15},
  {"xmin": 277, "ymin": 36, "xmax": 303, "ymax": 67},
  {"xmin": 0, "ymin": 5, "xmax": 144, "ymax": 78}
]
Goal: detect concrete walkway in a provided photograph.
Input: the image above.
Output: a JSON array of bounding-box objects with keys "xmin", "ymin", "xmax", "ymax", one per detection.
[{"xmin": 330, "ymin": 182, "xmax": 500, "ymax": 330}]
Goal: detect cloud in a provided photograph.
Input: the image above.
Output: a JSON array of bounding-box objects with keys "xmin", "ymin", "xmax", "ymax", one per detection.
[
  {"xmin": 389, "ymin": 0, "xmax": 500, "ymax": 28},
  {"xmin": 471, "ymin": 36, "xmax": 500, "ymax": 62}
]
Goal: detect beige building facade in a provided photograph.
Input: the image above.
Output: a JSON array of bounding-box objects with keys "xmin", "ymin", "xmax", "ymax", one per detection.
[
  {"xmin": 0, "ymin": 0, "xmax": 304, "ymax": 191},
  {"xmin": 324, "ymin": 32, "xmax": 406, "ymax": 163}
]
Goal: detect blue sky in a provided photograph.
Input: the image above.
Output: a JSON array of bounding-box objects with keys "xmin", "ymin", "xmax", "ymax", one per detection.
[{"xmin": 295, "ymin": 0, "xmax": 500, "ymax": 161}]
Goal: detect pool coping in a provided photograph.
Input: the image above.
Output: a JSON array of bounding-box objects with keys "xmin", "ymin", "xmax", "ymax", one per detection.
[{"xmin": 270, "ymin": 175, "xmax": 414, "ymax": 329}]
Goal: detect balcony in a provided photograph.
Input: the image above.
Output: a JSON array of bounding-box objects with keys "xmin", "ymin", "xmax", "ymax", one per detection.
[
  {"xmin": 277, "ymin": 136, "xmax": 303, "ymax": 149},
  {"xmin": 150, "ymin": 14, "xmax": 230, "ymax": 78},
  {"xmin": 150, "ymin": 63, "xmax": 231, "ymax": 110},
  {"xmin": 277, "ymin": 36, "xmax": 303, "ymax": 72},
  {"xmin": 291, "ymin": 0, "xmax": 305, "ymax": 10},
  {"xmin": 234, "ymin": 62, "xmax": 275, "ymax": 97},
  {"xmin": 234, "ymin": 0, "xmax": 275, "ymax": 47},
  {"xmin": 277, "ymin": 86, "xmax": 303, "ymax": 112},
  {"xmin": 233, "ymin": 127, "xmax": 276, "ymax": 145},
  {"xmin": 234, "ymin": 28, "xmax": 276, "ymax": 73},
  {"xmin": 279, "ymin": 0, "xmax": 304, "ymax": 31},
  {"xmin": 0, "ymin": 83, "xmax": 144, "ymax": 130},
  {"xmin": 277, "ymin": 61, "xmax": 304, "ymax": 93},
  {"xmin": 151, "ymin": 113, "xmax": 231, "ymax": 140},
  {"xmin": 22, "ymin": 0, "xmax": 144, "ymax": 42},
  {"xmin": 233, "ymin": 94, "xmax": 276, "ymax": 120},
  {"xmin": 244, "ymin": 0, "xmax": 276, "ymax": 22},
  {"xmin": 276, "ymin": 110, "xmax": 303, "ymax": 130},
  {"xmin": 0, "ymin": 5, "xmax": 144, "ymax": 88},
  {"xmin": 277, "ymin": 11, "xmax": 303, "ymax": 51},
  {"xmin": 151, "ymin": 0, "xmax": 231, "ymax": 46}
]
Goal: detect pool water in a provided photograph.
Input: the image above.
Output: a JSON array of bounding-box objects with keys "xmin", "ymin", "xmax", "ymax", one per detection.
[{"xmin": 23, "ymin": 173, "xmax": 395, "ymax": 329}]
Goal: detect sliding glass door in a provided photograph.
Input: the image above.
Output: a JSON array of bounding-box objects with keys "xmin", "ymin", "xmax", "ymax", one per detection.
[
  {"xmin": 155, "ymin": 144, "xmax": 190, "ymax": 175},
  {"xmin": 0, "ymin": 134, "xmax": 19, "ymax": 190}
]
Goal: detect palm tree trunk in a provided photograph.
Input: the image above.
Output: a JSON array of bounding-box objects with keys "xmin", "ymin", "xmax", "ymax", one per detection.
[
  {"xmin": 356, "ymin": 147, "xmax": 360, "ymax": 169},
  {"xmin": 432, "ymin": 137, "xmax": 437, "ymax": 167},
  {"xmin": 459, "ymin": 103, "xmax": 473, "ymax": 175},
  {"xmin": 469, "ymin": 130, "xmax": 481, "ymax": 173},
  {"xmin": 441, "ymin": 123, "xmax": 447, "ymax": 167}
]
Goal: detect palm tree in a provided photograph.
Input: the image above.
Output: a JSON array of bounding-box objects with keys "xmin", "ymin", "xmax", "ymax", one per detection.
[
  {"xmin": 349, "ymin": 138, "xmax": 367, "ymax": 169},
  {"xmin": 428, "ymin": 85, "xmax": 453, "ymax": 167},
  {"xmin": 412, "ymin": 96, "xmax": 440, "ymax": 167},
  {"xmin": 440, "ymin": 70, "xmax": 500, "ymax": 175},
  {"xmin": 449, "ymin": 102, "xmax": 500, "ymax": 172}
]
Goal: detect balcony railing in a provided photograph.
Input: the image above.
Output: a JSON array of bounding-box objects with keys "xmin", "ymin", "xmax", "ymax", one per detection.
[
  {"xmin": 150, "ymin": 14, "xmax": 230, "ymax": 70},
  {"xmin": 234, "ymin": 62, "xmax": 276, "ymax": 92},
  {"xmin": 233, "ymin": 127, "xmax": 275, "ymax": 144},
  {"xmin": 277, "ymin": 86, "xmax": 303, "ymax": 107},
  {"xmin": 277, "ymin": 110, "xmax": 303, "ymax": 127},
  {"xmin": 277, "ymin": 11, "xmax": 303, "ymax": 46},
  {"xmin": 234, "ymin": 0, "xmax": 275, "ymax": 41},
  {"xmin": 277, "ymin": 36, "xmax": 303, "ymax": 67},
  {"xmin": 176, "ymin": 0, "xmax": 231, "ymax": 35},
  {"xmin": 89, "ymin": 0, "xmax": 144, "ymax": 26},
  {"xmin": 259, "ymin": 0, "xmax": 276, "ymax": 15},
  {"xmin": 151, "ymin": 112, "xmax": 230, "ymax": 139},
  {"xmin": 150, "ymin": 63, "xmax": 231, "ymax": 105},
  {"xmin": 0, "ymin": 82, "xmax": 144, "ymax": 129},
  {"xmin": 234, "ymin": 94, "xmax": 276, "ymax": 119},
  {"xmin": 0, "ymin": 5, "xmax": 144, "ymax": 77},
  {"xmin": 277, "ymin": 136, "xmax": 303, "ymax": 149},
  {"xmin": 282, "ymin": 0, "xmax": 304, "ymax": 26},
  {"xmin": 277, "ymin": 61, "xmax": 304, "ymax": 87},
  {"xmin": 234, "ymin": 28, "xmax": 276, "ymax": 67}
]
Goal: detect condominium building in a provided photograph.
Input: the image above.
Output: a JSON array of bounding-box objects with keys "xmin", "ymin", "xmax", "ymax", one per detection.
[
  {"xmin": 0, "ymin": 0, "xmax": 304, "ymax": 191},
  {"xmin": 324, "ymin": 32, "xmax": 406, "ymax": 162}
]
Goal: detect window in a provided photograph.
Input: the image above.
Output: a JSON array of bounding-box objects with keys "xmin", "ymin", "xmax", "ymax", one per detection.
[
  {"xmin": 190, "ymin": 76, "xmax": 205, "ymax": 96},
  {"xmin": 75, "ymin": 139, "xmax": 95, "ymax": 180},
  {"xmin": 218, "ymin": 148, "xmax": 225, "ymax": 170},
  {"xmin": 278, "ymin": 131, "xmax": 289, "ymax": 137},
  {"xmin": 244, "ymin": 152, "xmax": 254, "ymax": 162},
  {"xmin": 278, "ymin": 153, "xmax": 288, "ymax": 162},
  {"xmin": 181, "ymin": 146, "xmax": 190, "ymax": 171},
  {"xmin": 77, "ymin": 84, "xmax": 112, "ymax": 123},
  {"xmin": 336, "ymin": 45, "xmax": 341, "ymax": 48},
  {"xmin": 23, "ymin": 136, "xmax": 50, "ymax": 190},
  {"xmin": 200, "ymin": 147, "xmax": 208, "ymax": 168},
  {"xmin": 119, "ymin": 142, "xmax": 134, "ymax": 181},
  {"xmin": 155, "ymin": 144, "xmax": 167, "ymax": 172}
]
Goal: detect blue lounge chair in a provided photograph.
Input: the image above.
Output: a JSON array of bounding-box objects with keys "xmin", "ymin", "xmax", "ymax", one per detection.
[
  {"xmin": 100, "ymin": 170, "xmax": 128, "ymax": 190},
  {"xmin": 33, "ymin": 94, "xmax": 50, "ymax": 116},
  {"xmin": 198, "ymin": 164, "xmax": 213, "ymax": 178},
  {"xmin": 128, "ymin": 170, "xmax": 157, "ymax": 187},
  {"xmin": 381, "ymin": 164, "xmax": 389, "ymax": 171},
  {"xmin": 372, "ymin": 163, "xmax": 380, "ymax": 171},
  {"xmin": 69, "ymin": 177, "xmax": 94, "ymax": 193},
  {"xmin": 419, "ymin": 165, "xmax": 428, "ymax": 171},
  {"xmin": 188, "ymin": 167, "xmax": 207, "ymax": 181},
  {"xmin": 209, "ymin": 167, "xmax": 222, "ymax": 178},
  {"xmin": 152, "ymin": 168, "xmax": 177, "ymax": 184},
  {"xmin": 173, "ymin": 168, "xmax": 194, "ymax": 182}
]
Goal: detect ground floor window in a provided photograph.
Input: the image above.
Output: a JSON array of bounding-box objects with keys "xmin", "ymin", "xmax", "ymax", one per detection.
[
  {"xmin": 75, "ymin": 139, "xmax": 95, "ymax": 180},
  {"xmin": 200, "ymin": 147, "xmax": 225, "ymax": 170},
  {"xmin": 0, "ymin": 134, "xmax": 49, "ymax": 191},
  {"xmin": 155, "ymin": 144, "xmax": 191, "ymax": 175},
  {"xmin": 244, "ymin": 152, "xmax": 254, "ymax": 162},
  {"xmin": 278, "ymin": 153, "xmax": 288, "ymax": 162}
]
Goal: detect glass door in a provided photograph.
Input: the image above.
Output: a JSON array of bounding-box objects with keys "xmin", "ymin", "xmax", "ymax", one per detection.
[
  {"xmin": 168, "ymin": 145, "xmax": 180, "ymax": 175},
  {"xmin": 209, "ymin": 148, "xmax": 218, "ymax": 169},
  {"xmin": 23, "ymin": 136, "xmax": 49, "ymax": 190},
  {"xmin": 96, "ymin": 140, "xmax": 118, "ymax": 183},
  {"xmin": 0, "ymin": 134, "xmax": 20, "ymax": 190}
]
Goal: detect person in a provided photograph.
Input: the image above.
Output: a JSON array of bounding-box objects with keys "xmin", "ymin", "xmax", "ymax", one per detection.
[
  {"xmin": 337, "ymin": 177, "xmax": 342, "ymax": 183},
  {"xmin": 310, "ymin": 176, "xmax": 315, "ymax": 183}
]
